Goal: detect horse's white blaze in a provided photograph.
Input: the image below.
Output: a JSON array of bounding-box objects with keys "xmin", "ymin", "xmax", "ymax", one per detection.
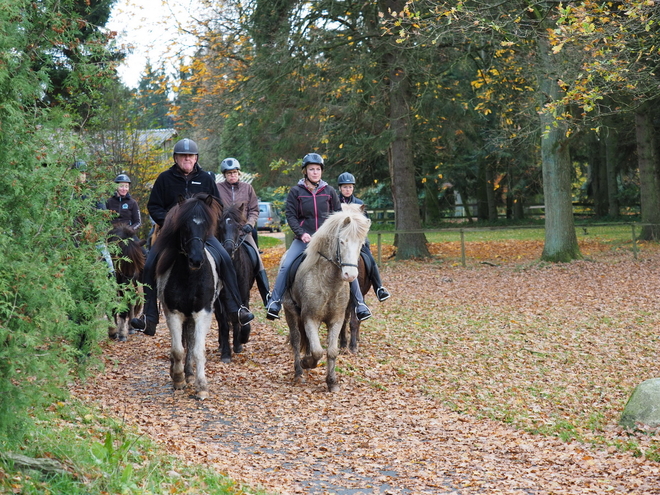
[
  {"xmin": 340, "ymin": 239, "xmax": 363, "ymax": 281},
  {"xmin": 193, "ymin": 216, "xmax": 204, "ymax": 225}
]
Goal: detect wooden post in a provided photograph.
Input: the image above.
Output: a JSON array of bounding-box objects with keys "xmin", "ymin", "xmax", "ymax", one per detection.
[
  {"xmin": 377, "ymin": 232, "xmax": 382, "ymax": 265},
  {"xmin": 460, "ymin": 229, "xmax": 466, "ymax": 267}
]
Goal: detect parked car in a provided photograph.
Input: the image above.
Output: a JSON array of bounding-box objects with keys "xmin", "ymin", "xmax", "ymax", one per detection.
[{"xmin": 257, "ymin": 202, "xmax": 283, "ymax": 232}]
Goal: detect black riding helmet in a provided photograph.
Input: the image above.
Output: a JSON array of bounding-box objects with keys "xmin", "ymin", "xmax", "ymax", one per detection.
[
  {"xmin": 302, "ymin": 153, "xmax": 324, "ymax": 170},
  {"xmin": 173, "ymin": 138, "xmax": 199, "ymax": 157},
  {"xmin": 337, "ymin": 172, "xmax": 356, "ymax": 185},
  {"xmin": 114, "ymin": 173, "xmax": 131, "ymax": 183}
]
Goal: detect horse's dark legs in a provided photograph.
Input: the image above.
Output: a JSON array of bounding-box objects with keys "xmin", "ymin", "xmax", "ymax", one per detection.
[
  {"xmin": 349, "ymin": 312, "xmax": 360, "ymax": 354},
  {"xmin": 286, "ymin": 312, "xmax": 305, "ymax": 383}
]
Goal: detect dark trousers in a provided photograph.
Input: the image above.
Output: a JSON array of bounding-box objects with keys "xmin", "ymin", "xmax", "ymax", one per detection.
[
  {"xmin": 361, "ymin": 242, "xmax": 384, "ymax": 293},
  {"xmin": 142, "ymin": 235, "xmax": 243, "ymax": 322}
]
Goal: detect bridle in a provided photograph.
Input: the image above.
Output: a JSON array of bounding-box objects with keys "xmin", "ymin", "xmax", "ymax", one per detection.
[
  {"xmin": 223, "ymin": 232, "xmax": 248, "ymax": 259},
  {"xmin": 181, "ymin": 235, "xmax": 205, "ymax": 256},
  {"xmin": 319, "ymin": 235, "xmax": 358, "ymax": 270}
]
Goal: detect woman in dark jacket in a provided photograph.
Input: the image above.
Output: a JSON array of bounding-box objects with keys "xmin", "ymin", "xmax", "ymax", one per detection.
[
  {"xmin": 337, "ymin": 172, "xmax": 390, "ymax": 302},
  {"xmin": 106, "ymin": 173, "xmax": 142, "ymax": 230},
  {"xmin": 265, "ymin": 153, "xmax": 372, "ymax": 321}
]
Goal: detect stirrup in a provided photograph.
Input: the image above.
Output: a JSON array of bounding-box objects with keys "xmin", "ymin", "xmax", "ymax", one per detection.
[
  {"xmin": 355, "ymin": 303, "xmax": 372, "ymax": 322},
  {"xmin": 238, "ymin": 306, "xmax": 255, "ymax": 326},
  {"xmin": 376, "ymin": 287, "xmax": 391, "ymax": 302},
  {"xmin": 266, "ymin": 299, "xmax": 281, "ymax": 320}
]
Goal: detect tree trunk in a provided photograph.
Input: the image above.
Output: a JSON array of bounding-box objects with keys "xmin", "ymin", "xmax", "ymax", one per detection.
[
  {"xmin": 385, "ymin": 56, "xmax": 431, "ymax": 260},
  {"xmin": 635, "ymin": 106, "xmax": 660, "ymax": 240},
  {"xmin": 537, "ymin": 36, "xmax": 581, "ymax": 262},
  {"xmin": 604, "ymin": 118, "xmax": 621, "ymax": 218}
]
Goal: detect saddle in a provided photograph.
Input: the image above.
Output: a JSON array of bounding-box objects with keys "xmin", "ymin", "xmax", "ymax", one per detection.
[
  {"xmin": 240, "ymin": 241, "xmax": 260, "ymax": 273},
  {"xmin": 286, "ymin": 251, "xmax": 307, "ymax": 288}
]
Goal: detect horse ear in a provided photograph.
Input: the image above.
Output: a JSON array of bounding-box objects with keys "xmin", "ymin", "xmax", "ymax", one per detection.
[
  {"xmin": 177, "ymin": 194, "xmax": 186, "ymax": 205},
  {"xmin": 238, "ymin": 202, "xmax": 246, "ymax": 213},
  {"xmin": 203, "ymin": 194, "xmax": 215, "ymax": 207},
  {"xmin": 360, "ymin": 204, "xmax": 367, "ymax": 214}
]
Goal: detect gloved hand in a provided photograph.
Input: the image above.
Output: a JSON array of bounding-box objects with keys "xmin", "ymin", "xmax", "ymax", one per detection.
[{"xmin": 242, "ymin": 224, "xmax": 253, "ymax": 234}]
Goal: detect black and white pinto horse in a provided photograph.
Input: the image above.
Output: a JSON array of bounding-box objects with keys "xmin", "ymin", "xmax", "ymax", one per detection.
[
  {"xmin": 215, "ymin": 203, "xmax": 255, "ymax": 363},
  {"xmin": 154, "ymin": 193, "xmax": 223, "ymax": 399},
  {"xmin": 107, "ymin": 223, "xmax": 145, "ymax": 342},
  {"xmin": 283, "ymin": 204, "xmax": 370, "ymax": 392}
]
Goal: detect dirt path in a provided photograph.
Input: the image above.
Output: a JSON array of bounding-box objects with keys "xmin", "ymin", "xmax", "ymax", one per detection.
[{"xmin": 75, "ymin": 312, "xmax": 660, "ymax": 494}]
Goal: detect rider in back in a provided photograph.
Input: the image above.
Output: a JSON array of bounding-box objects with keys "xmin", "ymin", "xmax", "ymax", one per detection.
[
  {"xmin": 264, "ymin": 153, "xmax": 372, "ymax": 322},
  {"xmin": 106, "ymin": 173, "xmax": 142, "ymax": 230},
  {"xmin": 216, "ymin": 157, "xmax": 270, "ymax": 306},
  {"xmin": 337, "ymin": 172, "xmax": 390, "ymax": 302},
  {"xmin": 131, "ymin": 138, "xmax": 254, "ymax": 336}
]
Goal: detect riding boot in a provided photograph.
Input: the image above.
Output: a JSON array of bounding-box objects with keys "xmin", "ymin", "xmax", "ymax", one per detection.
[
  {"xmin": 255, "ymin": 269, "xmax": 271, "ymax": 307},
  {"xmin": 131, "ymin": 247, "xmax": 159, "ymax": 335},
  {"xmin": 265, "ymin": 271, "xmax": 288, "ymax": 320},
  {"xmin": 370, "ymin": 266, "xmax": 390, "ymax": 302},
  {"xmin": 350, "ymin": 279, "xmax": 372, "ymax": 321}
]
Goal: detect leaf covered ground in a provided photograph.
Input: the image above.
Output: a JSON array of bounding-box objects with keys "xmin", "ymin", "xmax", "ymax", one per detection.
[{"xmin": 73, "ymin": 239, "xmax": 660, "ymax": 494}]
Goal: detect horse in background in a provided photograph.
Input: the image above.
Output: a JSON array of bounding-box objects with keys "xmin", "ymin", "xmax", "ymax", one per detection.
[
  {"xmin": 282, "ymin": 204, "xmax": 370, "ymax": 392},
  {"xmin": 155, "ymin": 193, "xmax": 223, "ymax": 399},
  {"xmin": 339, "ymin": 254, "xmax": 370, "ymax": 354},
  {"xmin": 215, "ymin": 203, "xmax": 255, "ymax": 363},
  {"xmin": 107, "ymin": 223, "xmax": 145, "ymax": 342}
]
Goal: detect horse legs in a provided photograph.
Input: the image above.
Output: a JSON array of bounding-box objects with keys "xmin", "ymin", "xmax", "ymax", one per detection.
[
  {"xmin": 325, "ymin": 320, "xmax": 343, "ymax": 393},
  {"xmin": 349, "ymin": 310, "xmax": 360, "ymax": 354},
  {"xmin": 232, "ymin": 320, "xmax": 244, "ymax": 354},
  {"xmin": 301, "ymin": 316, "xmax": 324, "ymax": 370},
  {"xmin": 214, "ymin": 298, "xmax": 232, "ymax": 364},
  {"xmin": 190, "ymin": 311, "xmax": 212, "ymax": 399},
  {"xmin": 166, "ymin": 313, "xmax": 186, "ymax": 390},
  {"xmin": 285, "ymin": 310, "xmax": 305, "ymax": 384},
  {"xmin": 183, "ymin": 318, "xmax": 195, "ymax": 385}
]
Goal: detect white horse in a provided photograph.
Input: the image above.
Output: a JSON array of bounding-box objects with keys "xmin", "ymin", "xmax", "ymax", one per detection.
[{"xmin": 282, "ymin": 204, "xmax": 370, "ymax": 392}]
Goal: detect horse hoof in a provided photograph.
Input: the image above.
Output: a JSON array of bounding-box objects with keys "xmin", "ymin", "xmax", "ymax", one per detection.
[
  {"xmin": 301, "ymin": 356, "xmax": 317, "ymax": 369},
  {"xmin": 118, "ymin": 335, "xmax": 128, "ymax": 342},
  {"xmin": 221, "ymin": 356, "xmax": 232, "ymax": 364},
  {"xmin": 293, "ymin": 375, "xmax": 306, "ymax": 384},
  {"xmin": 328, "ymin": 383, "xmax": 340, "ymax": 393},
  {"xmin": 197, "ymin": 391, "xmax": 209, "ymax": 400},
  {"xmin": 173, "ymin": 381, "xmax": 186, "ymax": 390},
  {"xmin": 234, "ymin": 344, "xmax": 244, "ymax": 354}
]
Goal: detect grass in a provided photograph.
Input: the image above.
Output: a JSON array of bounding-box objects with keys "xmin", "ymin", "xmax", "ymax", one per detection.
[
  {"xmin": 368, "ymin": 223, "xmax": 636, "ymax": 245},
  {"xmin": 0, "ymin": 400, "xmax": 269, "ymax": 495}
]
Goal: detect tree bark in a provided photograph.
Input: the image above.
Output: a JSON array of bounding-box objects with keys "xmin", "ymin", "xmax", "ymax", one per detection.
[
  {"xmin": 635, "ymin": 105, "xmax": 660, "ymax": 240},
  {"xmin": 537, "ymin": 36, "xmax": 581, "ymax": 262},
  {"xmin": 604, "ymin": 117, "xmax": 621, "ymax": 218},
  {"xmin": 381, "ymin": 14, "xmax": 430, "ymax": 259}
]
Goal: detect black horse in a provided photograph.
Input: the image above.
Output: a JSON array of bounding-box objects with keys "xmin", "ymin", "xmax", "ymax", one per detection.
[
  {"xmin": 107, "ymin": 223, "xmax": 146, "ymax": 342},
  {"xmin": 215, "ymin": 203, "xmax": 256, "ymax": 363},
  {"xmin": 339, "ymin": 254, "xmax": 370, "ymax": 354},
  {"xmin": 155, "ymin": 193, "xmax": 223, "ymax": 399}
]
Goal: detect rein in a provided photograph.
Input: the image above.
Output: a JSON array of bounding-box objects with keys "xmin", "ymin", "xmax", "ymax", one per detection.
[{"xmin": 223, "ymin": 232, "xmax": 248, "ymax": 258}]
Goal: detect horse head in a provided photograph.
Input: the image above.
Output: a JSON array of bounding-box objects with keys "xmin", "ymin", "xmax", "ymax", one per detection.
[
  {"xmin": 163, "ymin": 193, "xmax": 221, "ymax": 270},
  {"xmin": 219, "ymin": 203, "xmax": 247, "ymax": 257},
  {"xmin": 309, "ymin": 203, "xmax": 371, "ymax": 282}
]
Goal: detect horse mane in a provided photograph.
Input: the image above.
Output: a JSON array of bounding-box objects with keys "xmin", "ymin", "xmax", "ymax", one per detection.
[
  {"xmin": 156, "ymin": 193, "xmax": 222, "ymax": 275},
  {"xmin": 306, "ymin": 204, "xmax": 370, "ymax": 256},
  {"xmin": 108, "ymin": 223, "xmax": 145, "ymax": 279}
]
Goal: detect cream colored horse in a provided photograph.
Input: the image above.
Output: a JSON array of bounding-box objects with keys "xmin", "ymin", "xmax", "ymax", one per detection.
[{"xmin": 282, "ymin": 204, "xmax": 370, "ymax": 392}]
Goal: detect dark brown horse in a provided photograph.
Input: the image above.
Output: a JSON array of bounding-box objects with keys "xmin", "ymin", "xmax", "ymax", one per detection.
[
  {"xmin": 214, "ymin": 203, "xmax": 256, "ymax": 363},
  {"xmin": 107, "ymin": 223, "xmax": 146, "ymax": 342}
]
